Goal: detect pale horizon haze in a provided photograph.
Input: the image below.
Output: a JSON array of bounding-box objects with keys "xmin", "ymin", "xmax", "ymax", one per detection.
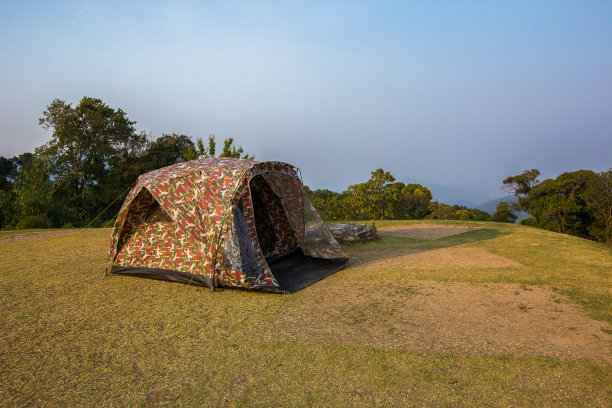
[{"xmin": 1, "ymin": 1, "xmax": 611, "ymax": 201}]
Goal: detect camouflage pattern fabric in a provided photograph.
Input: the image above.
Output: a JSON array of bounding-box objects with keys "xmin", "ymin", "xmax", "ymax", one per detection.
[{"xmin": 107, "ymin": 158, "xmax": 347, "ymax": 290}]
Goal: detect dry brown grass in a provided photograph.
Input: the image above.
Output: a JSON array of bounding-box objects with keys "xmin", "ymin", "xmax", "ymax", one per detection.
[{"xmin": 277, "ymin": 279, "xmax": 612, "ymax": 363}]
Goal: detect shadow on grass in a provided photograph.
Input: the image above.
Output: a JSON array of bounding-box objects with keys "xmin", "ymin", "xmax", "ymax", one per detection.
[{"xmin": 343, "ymin": 228, "xmax": 512, "ymax": 267}]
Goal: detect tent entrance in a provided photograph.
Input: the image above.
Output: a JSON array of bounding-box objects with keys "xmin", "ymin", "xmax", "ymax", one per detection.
[
  {"xmin": 248, "ymin": 175, "xmax": 348, "ymax": 293},
  {"xmin": 249, "ymin": 175, "xmax": 299, "ymax": 261}
]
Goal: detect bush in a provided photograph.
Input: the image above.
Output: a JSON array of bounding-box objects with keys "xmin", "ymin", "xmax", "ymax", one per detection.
[
  {"xmin": 15, "ymin": 214, "xmax": 51, "ymax": 229},
  {"xmin": 61, "ymin": 222, "xmax": 74, "ymax": 229},
  {"xmin": 455, "ymin": 209, "xmax": 473, "ymax": 220},
  {"xmin": 492, "ymin": 201, "xmax": 518, "ymax": 223},
  {"xmin": 519, "ymin": 218, "xmax": 538, "ymax": 227}
]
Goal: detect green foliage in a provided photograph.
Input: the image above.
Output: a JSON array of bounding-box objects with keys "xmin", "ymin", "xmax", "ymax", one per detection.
[
  {"xmin": 343, "ymin": 169, "xmax": 400, "ymax": 220},
  {"xmin": 1, "ymin": 96, "xmax": 255, "ymax": 230},
  {"xmin": 15, "ymin": 214, "xmax": 51, "ymax": 229},
  {"xmin": 142, "ymin": 133, "xmax": 194, "ymax": 172},
  {"xmin": 12, "ymin": 153, "xmax": 54, "ymax": 222},
  {"xmin": 402, "ymin": 183, "xmax": 433, "ymax": 218},
  {"xmin": 0, "ymin": 156, "xmax": 18, "ymax": 228},
  {"xmin": 504, "ymin": 168, "xmax": 611, "ymax": 243},
  {"xmin": 37, "ymin": 97, "xmax": 147, "ymax": 226},
  {"xmin": 518, "ymin": 218, "xmax": 538, "ymax": 227},
  {"xmin": 309, "ymin": 169, "xmax": 485, "ymax": 222},
  {"xmin": 426, "ymin": 202, "xmax": 457, "ymax": 220},
  {"xmin": 584, "ymin": 169, "xmax": 612, "ymax": 242},
  {"xmin": 527, "ymin": 170, "xmax": 597, "ymax": 235},
  {"xmin": 183, "ymin": 134, "xmax": 254, "ymax": 161},
  {"xmin": 306, "ymin": 188, "xmax": 346, "ymax": 220},
  {"xmin": 492, "ymin": 201, "xmax": 518, "ymax": 223},
  {"xmin": 455, "ymin": 209, "xmax": 472, "ymax": 220},
  {"xmin": 503, "ymin": 169, "xmax": 540, "ymax": 211},
  {"xmin": 425, "ymin": 202, "xmax": 490, "ymax": 221}
]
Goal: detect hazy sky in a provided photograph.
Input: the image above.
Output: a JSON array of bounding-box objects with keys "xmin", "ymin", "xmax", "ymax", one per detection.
[{"xmin": 1, "ymin": 1, "xmax": 611, "ymax": 198}]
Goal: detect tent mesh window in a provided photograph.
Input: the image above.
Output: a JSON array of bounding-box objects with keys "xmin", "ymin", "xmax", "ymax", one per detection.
[{"xmin": 223, "ymin": 205, "xmax": 262, "ymax": 281}]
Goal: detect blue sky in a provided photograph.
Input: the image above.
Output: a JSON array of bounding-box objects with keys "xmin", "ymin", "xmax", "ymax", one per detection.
[{"xmin": 1, "ymin": 0, "xmax": 611, "ymax": 199}]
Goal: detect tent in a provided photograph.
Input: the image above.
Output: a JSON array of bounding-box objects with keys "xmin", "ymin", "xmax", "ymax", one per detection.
[{"xmin": 107, "ymin": 158, "xmax": 349, "ymax": 293}]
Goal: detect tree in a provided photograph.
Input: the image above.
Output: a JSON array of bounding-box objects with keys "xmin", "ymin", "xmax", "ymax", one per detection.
[
  {"xmin": 38, "ymin": 97, "xmax": 146, "ymax": 225},
  {"xmin": 491, "ymin": 201, "xmax": 518, "ymax": 223},
  {"xmin": 584, "ymin": 169, "xmax": 612, "ymax": 242},
  {"xmin": 425, "ymin": 202, "xmax": 456, "ymax": 220},
  {"xmin": 0, "ymin": 156, "xmax": 18, "ymax": 228},
  {"xmin": 517, "ymin": 170, "xmax": 597, "ymax": 236},
  {"xmin": 183, "ymin": 134, "xmax": 254, "ymax": 160},
  {"xmin": 141, "ymin": 133, "xmax": 195, "ymax": 173},
  {"xmin": 343, "ymin": 169, "xmax": 399, "ymax": 220},
  {"xmin": 11, "ymin": 153, "xmax": 55, "ymax": 228},
  {"xmin": 402, "ymin": 183, "xmax": 433, "ymax": 218},
  {"xmin": 503, "ymin": 169, "xmax": 540, "ymax": 211}
]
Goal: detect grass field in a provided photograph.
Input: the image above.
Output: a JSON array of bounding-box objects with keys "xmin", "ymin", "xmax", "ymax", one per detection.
[{"xmin": 1, "ymin": 221, "xmax": 611, "ymax": 407}]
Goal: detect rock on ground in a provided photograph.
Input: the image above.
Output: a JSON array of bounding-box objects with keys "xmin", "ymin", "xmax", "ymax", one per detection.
[{"xmin": 328, "ymin": 223, "xmax": 377, "ymax": 244}]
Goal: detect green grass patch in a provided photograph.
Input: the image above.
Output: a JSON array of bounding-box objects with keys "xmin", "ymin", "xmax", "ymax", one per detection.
[{"xmin": 345, "ymin": 227, "xmax": 509, "ymax": 252}]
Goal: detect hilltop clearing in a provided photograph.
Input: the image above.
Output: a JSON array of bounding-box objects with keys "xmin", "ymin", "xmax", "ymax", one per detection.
[{"xmin": 1, "ymin": 221, "xmax": 610, "ymax": 407}]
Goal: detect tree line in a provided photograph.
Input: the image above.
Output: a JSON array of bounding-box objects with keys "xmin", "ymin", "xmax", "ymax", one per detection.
[
  {"xmin": 306, "ymin": 168, "xmax": 497, "ymax": 223},
  {"xmin": 2, "ymin": 96, "xmax": 609, "ymax": 245},
  {"xmin": 503, "ymin": 169, "xmax": 612, "ymax": 243},
  {"xmin": 306, "ymin": 167, "xmax": 611, "ymax": 244},
  {"xmin": 0, "ymin": 97, "xmax": 251, "ymax": 229}
]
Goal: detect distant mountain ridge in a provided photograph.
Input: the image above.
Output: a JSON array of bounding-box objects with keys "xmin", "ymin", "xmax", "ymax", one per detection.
[
  {"xmin": 476, "ymin": 195, "xmax": 517, "ymax": 214},
  {"xmin": 476, "ymin": 195, "xmax": 529, "ymax": 221},
  {"xmin": 404, "ymin": 179, "xmax": 529, "ymax": 220}
]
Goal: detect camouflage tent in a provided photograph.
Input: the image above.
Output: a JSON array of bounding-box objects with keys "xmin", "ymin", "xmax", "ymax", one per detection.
[{"xmin": 107, "ymin": 158, "xmax": 349, "ymax": 293}]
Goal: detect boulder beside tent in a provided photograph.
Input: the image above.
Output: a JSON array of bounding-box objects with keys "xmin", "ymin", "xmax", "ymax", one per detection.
[{"xmin": 107, "ymin": 158, "xmax": 349, "ymax": 293}]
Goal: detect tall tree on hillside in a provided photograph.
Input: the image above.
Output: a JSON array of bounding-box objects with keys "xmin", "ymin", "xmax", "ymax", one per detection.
[
  {"xmin": 526, "ymin": 170, "xmax": 597, "ymax": 235},
  {"xmin": 38, "ymin": 97, "xmax": 146, "ymax": 225},
  {"xmin": 584, "ymin": 169, "xmax": 612, "ymax": 242},
  {"xmin": 503, "ymin": 169, "xmax": 540, "ymax": 211}
]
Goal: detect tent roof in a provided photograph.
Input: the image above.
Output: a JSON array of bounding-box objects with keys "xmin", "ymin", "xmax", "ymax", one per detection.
[
  {"xmin": 109, "ymin": 158, "xmax": 300, "ymax": 266},
  {"xmin": 134, "ymin": 157, "xmax": 298, "ymax": 189}
]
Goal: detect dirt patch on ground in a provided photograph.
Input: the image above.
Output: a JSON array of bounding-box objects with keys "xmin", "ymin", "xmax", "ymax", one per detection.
[
  {"xmin": 378, "ymin": 224, "xmax": 475, "ymax": 240},
  {"xmin": 0, "ymin": 230, "xmax": 78, "ymax": 242},
  {"xmin": 277, "ymin": 281, "xmax": 612, "ymax": 363},
  {"xmin": 365, "ymin": 247, "xmax": 522, "ymax": 270},
  {"xmin": 345, "ymin": 249, "xmax": 422, "ymax": 268}
]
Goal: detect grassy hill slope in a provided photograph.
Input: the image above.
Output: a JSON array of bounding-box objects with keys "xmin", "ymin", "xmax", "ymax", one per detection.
[{"xmin": 1, "ymin": 222, "xmax": 610, "ymax": 407}]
